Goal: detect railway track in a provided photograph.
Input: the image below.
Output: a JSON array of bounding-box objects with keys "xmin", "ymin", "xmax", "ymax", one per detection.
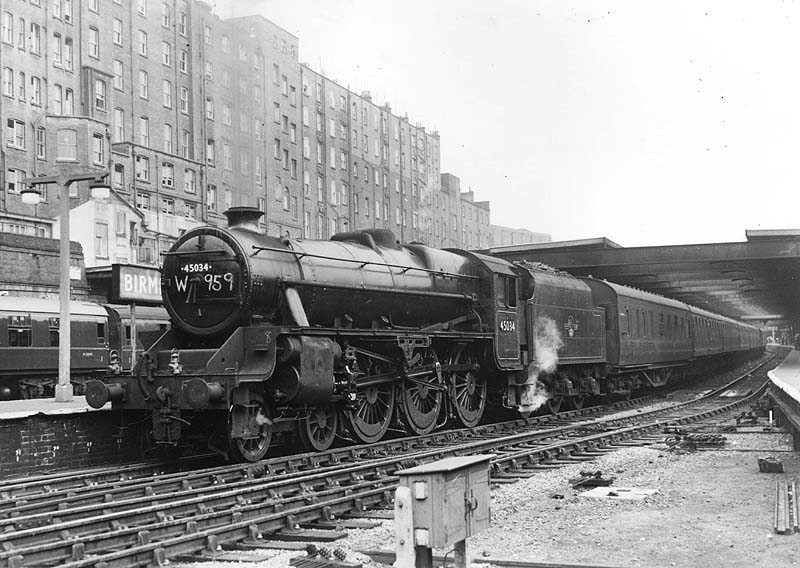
[{"xmin": 0, "ymin": 355, "xmax": 775, "ymax": 567}]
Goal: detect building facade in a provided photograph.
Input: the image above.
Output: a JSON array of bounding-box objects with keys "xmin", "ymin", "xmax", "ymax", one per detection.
[
  {"xmin": 490, "ymin": 224, "xmax": 551, "ymax": 247},
  {"xmin": 1, "ymin": 0, "xmax": 505, "ymax": 274}
]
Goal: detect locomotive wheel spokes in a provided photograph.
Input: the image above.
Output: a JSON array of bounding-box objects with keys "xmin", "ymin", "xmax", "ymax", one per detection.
[
  {"xmin": 399, "ymin": 347, "xmax": 443, "ymax": 435},
  {"xmin": 229, "ymin": 401, "xmax": 273, "ymax": 462},
  {"xmin": 347, "ymin": 384, "xmax": 396, "ymax": 443},
  {"xmin": 299, "ymin": 405, "xmax": 338, "ymax": 451},
  {"xmin": 448, "ymin": 347, "xmax": 486, "ymax": 428}
]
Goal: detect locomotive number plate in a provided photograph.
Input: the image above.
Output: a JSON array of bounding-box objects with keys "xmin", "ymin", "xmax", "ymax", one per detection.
[
  {"xmin": 181, "ymin": 263, "xmax": 212, "ymax": 273},
  {"xmin": 499, "ymin": 320, "xmax": 516, "ymax": 332}
]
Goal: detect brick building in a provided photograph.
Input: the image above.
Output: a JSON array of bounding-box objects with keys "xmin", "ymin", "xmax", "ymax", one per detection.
[{"xmin": 0, "ymin": 0, "xmax": 506, "ymax": 275}]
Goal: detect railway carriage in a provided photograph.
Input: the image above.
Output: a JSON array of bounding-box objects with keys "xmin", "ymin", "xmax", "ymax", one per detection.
[
  {"xmin": 581, "ymin": 279, "xmax": 694, "ymax": 391},
  {"xmin": 85, "ymin": 207, "xmax": 764, "ymax": 462},
  {"xmin": 0, "ymin": 297, "xmax": 169, "ymax": 399}
]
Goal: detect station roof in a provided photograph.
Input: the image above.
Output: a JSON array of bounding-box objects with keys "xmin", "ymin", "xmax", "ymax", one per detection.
[{"xmin": 487, "ymin": 229, "xmax": 800, "ymax": 331}]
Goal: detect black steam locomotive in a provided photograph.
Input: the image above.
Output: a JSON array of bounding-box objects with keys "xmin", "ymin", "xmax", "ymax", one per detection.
[{"xmin": 86, "ymin": 207, "xmax": 763, "ymax": 462}]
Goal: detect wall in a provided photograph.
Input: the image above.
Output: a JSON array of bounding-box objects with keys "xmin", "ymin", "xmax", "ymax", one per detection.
[{"xmin": 0, "ymin": 411, "xmax": 144, "ymax": 479}]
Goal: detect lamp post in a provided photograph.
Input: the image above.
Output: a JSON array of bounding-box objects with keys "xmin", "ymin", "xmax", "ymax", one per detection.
[{"xmin": 21, "ymin": 170, "xmax": 110, "ymax": 402}]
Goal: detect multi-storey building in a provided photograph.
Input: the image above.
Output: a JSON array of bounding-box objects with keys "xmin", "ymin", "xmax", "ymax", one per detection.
[
  {"xmin": 441, "ymin": 172, "xmax": 491, "ymax": 250},
  {"xmin": 0, "ymin": 0, "xmax": 477, "ymax": 273},
  {"xmin": 490, "ymin": 225, "xmax": 551, "ymax": 247}
]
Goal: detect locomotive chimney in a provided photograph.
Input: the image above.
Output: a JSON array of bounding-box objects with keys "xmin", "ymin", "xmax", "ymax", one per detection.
[{"xmin": 224, "ymin": 206, "xmax": 264, "ymax": 232}]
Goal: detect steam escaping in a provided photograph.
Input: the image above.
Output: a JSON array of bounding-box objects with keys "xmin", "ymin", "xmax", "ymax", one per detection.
[
  {"xmin": 517, "ymin": 317, "xmax": 564, "ymax": 415},
  {"xmin": 533, "ymin": 316, "xmax": 564, "ymax": 374},
  {"xmin": 518, "ymin": 381, "xmax": 551, "ymax": 416}
]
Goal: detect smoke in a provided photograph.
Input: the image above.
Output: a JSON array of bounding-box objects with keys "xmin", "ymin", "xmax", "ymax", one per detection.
[
  {"xmin": 533, "ymin": 317, "xmax": 564, "ymax": 374},
  {"xmin": 519, "ymin": 381, "xmax": 551, "ymax": 416},
  {"xmin": 518, "ymin": 317, "xmax": 564, "ymax": 414}
]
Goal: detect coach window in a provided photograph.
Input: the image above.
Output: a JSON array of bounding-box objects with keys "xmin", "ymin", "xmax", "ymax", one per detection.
[
  {"xmin": 9, "ymin": 315, "xmax": 31, "ymax": 347},
  {"xmin": 97, "ymin": 322, "xmax": 106, "ymax": 345},
  {"xmin": 625, "ymin": 308, "xmax": 631, "ymax": 335},
  {"xmin": 49, "ymin": 317, "xmax": 59, "ymax": 346}
]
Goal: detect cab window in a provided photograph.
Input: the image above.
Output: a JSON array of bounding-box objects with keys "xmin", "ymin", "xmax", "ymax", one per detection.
[{"xmin": 496, "ymin": 276, "xmax": 517, "ymax": 308}]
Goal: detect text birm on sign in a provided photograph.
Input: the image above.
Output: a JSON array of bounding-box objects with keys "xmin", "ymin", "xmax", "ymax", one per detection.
[{"xmin": 123, "ymin": 273, "xmax": 160, "ymax": 297}]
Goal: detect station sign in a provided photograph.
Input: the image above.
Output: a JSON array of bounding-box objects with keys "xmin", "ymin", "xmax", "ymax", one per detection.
[{"xmin": 111, "ymin": 264, "xmax": 162, "ymax": 304}]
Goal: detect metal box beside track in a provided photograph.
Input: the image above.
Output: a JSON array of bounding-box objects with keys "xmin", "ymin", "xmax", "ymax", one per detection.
[{"xmin": 396, "ymin": 455, "xmax": 493, "ymax": 548}]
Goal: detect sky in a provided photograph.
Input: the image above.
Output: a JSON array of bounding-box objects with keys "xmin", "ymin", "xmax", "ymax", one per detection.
[{"xmin": 211, "ymin": 0, "xmax": 800, "ymax": 247}]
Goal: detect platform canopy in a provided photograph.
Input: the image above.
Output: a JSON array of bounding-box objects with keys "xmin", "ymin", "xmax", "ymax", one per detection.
[{"xmin": 487, "ymin": 229, "xmax": 800, "ymax": 333}]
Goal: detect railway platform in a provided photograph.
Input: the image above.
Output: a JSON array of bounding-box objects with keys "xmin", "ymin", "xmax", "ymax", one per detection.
[
  {"xmin": 0, "ymin": 395, "xmax": 108, "ymax": 421},
  {"xmin": 767, "ymin": 349, "xmax": 800, "ymax": 451}
]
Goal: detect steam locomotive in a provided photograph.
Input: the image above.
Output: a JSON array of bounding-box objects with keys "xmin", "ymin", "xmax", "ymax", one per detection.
[
  {"xmin": 0, "ymin": 297, "xmax": 169, "ymax": 399},
  {"xmin": 86, "ymin": 207, "xmax": 764, "ymax": 462}
]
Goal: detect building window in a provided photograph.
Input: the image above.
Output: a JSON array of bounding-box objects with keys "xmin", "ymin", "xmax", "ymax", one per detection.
[
  {"xmin": 113, "ymin": 60, "xmax": 124, "ymax": 90},
  {"xmin": 56, "ymin": 128, "xmax": 76, "ymax": 159},
  {"xmin": 185, "ymin": 202, "xmax": 197, "ymax": 219},
  {"xmin": 224, "ymin": 144, "xmax": 232, "ymax": 170},
  {"xmin": 135, "ymin": 155, "xmax": 150, "ymax": 182},
  {"xmin": 6, "ymin": 168, "xmax": 25, "ymax": 194},
  {"xmin": 162, "ymin": 3, "xmax": 171, "ymax": 27},
  {"xmin": 162, "ymin": 79, "xmax": 172, "ymax": 108},
  {"xmin": 184, "ymin": 169, "xmax": 196, "ymax": 193},
  {"xmin": 113, "ymin": 18, "xmax": 123, "ymax": 45},
  {"xmin": 207, "ymin": 184, "xmax": 217, "ymax": 211},
  {"xmin": 205, "ymin": 61, "xmax": 213, "ymax": 81},
  {"xmin": 53, "ymin": 33, "xmax": 63, "ymax": 65},
  {"xmin": 137, "ymin": 30, "xmax": 147, "ymax": 56},
  {"xmin": 178, "ymin": 12, "xmax": 186, "ymax": 35},
  {"xmin": 1, "ymin": 67, "xmax": 11, "ymax": 97},
  {"xmin": 163, "ymin": 123, "xmax": 173, "ymax": 153},
  {"xmin": 95, "ymin": 223, "xmax": 108, "ymax": 259},
  {"xmin": 113, "ymin": 163, "xmax": 125, "ymax": 189},
  {"xmin": 160, "ymin": 197, "xmax": 174, "ymax": 215},
  {"xmin": 1, "ymin": 13, "xmax": 11, "ymax": 45},
  {"xmin": 25, "ymin": 75, "xmax": 38, "ymax": 105},
  {"xmin": 35, "ymin": 127, "xmax": 45, "ymax": 158},
  {"xmin": 139, "ymin": 116, "xmax": 149, "ymax": 146},
  {"xmin": 30, "ymin": 23, "xmax": 41, "ymax": 54},
  {"xmin": 113, "ymin": 108, "xmax": 124, "ymax": 142},
  {"xmin": 138, "ymin": 70, "xmax": 149, "ymax": 99},
  {"xmin": 179, "ymin": 50, "xmax": 187, "ymax": 73},
  {"xmin": 94, "ymin": 79, "xmax": 106, "ymax": 110},
  {"xmin": 65, "ymin": 89, "xmax": 74, "ymax": 114},
  {"xmin": 180, "ymin": 87, "xmax": 189, "ymax": 113},
  {"xmin": 137, "ymin": 0, "xmax": 147, "ymax": 16},
  {"xmin": 206, "ymin": 139, "xmax": 215, "ymax": 165},
  {"xmin": 205, "ymin": 98, "xmax": 214, "ymax": 120},
  {"xmin": 88, "ymin": 27, "xmax": 99, "ymax": 58},
  {"xmin": 92, "ymin": 133, "xmax": 104, "ymax": 164},
  {"xmin": 136, "ymin": 191, "xmax": 151, "ymax": 210},
  {"xmin": 181, "ymin": 130, "xmax": 190, "ymax": 158},
  {"xmin": 162, "ymin": 41, "xmax": 171, "ymax": 66},
  {"xmin": 64, "ymin": 38, "xmax": 73, "ymax": 70}
]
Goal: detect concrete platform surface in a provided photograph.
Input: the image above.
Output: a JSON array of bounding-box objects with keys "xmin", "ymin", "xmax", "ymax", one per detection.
[
  {"xmin": 768, "ymin": 349, "xmax": 800, "ymax": 404},
  {"xmin": 0, "ymin": 396, "xmax": 109, "ymax": 420}
]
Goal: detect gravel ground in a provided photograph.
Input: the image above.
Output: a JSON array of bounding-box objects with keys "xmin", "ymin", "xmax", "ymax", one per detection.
[
  {"xmin": 171, "ymin": 428, "xmax": 799, "ymax": 568},
  {"xmin": 171, "ymin": 354, "xmax": 797, "ymax": 567}
]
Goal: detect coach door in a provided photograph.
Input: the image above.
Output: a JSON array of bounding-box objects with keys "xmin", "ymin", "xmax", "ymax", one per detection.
[{"xmin": 495, "ymin": 274, "xmax": 521, "ymax": 367}]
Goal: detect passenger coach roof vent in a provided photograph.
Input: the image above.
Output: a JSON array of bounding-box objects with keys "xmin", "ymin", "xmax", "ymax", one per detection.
[{"xmin": 224, "ymin": 207, "xmax": 264, "ymax": 232}]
